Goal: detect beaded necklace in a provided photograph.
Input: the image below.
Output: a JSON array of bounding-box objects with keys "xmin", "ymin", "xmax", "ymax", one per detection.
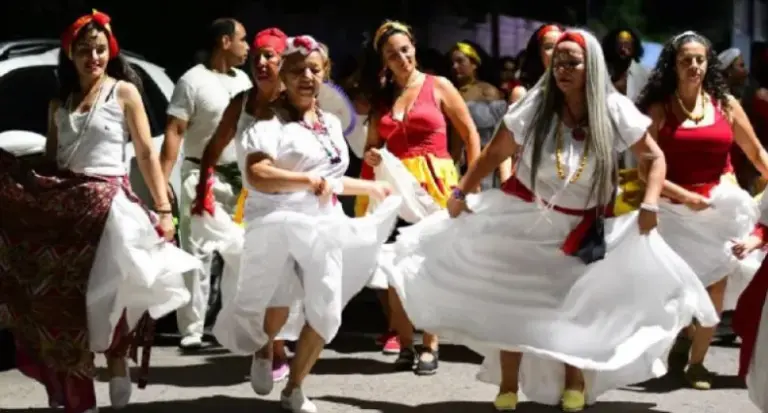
[
  {"xmin": 298, "ymin": 109, "xmax": 342, "ymax": 164},
  {"xmin": 554, "ymin": 122, "xmax": 589, "ymax": 183}
]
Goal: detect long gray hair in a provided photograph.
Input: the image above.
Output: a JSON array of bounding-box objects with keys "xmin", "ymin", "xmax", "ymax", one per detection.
[{"xmin": 516, "ymin": 28, "xmax": 618, "ymax": 208}]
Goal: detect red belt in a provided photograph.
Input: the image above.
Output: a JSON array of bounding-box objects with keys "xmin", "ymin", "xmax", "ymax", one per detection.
[{"xmin": 500, "ymin": 177, "xmax": 607, "ymax": 255}]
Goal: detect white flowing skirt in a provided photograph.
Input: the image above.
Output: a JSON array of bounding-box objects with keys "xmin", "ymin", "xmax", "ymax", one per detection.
[
  {"xmin": 213, "ymin": 196, "xmax": 402, "ymax": 354},
  {"xmin": 388, "ymin": 189, "xmax": 717, "ymax": 405},
  {"xmin": 87, "ymin": 190, "xmax": 200, "ymax": 352},
  {"xmin": 748, "ymin": 289, "xmax": 768, "ymax": 412},
  {"xmin": 657, "ymin": 181, "xmax": 758, "ymax": 290}
]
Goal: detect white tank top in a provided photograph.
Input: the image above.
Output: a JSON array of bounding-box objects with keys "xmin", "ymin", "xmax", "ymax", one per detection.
[{"xmin": 55, "ymin": 80, "xmax": 129, "ymax": 176}]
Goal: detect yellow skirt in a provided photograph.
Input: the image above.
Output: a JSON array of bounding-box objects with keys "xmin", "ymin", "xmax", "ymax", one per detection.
[
  {"xmin": 233, "ymin": 190, "xmax": 247, "ymax": 225},
  {"xmin": 354, "ymin": 154, "xmax": 459, "ymax": 217},
  {"xmin": 613, "ymin": 169, "xmax": 757, "ymax": 216}
]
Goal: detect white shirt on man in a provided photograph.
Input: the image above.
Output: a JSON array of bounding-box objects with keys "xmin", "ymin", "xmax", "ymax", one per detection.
[{"xmin": 167, "ymin": 63, "xmax": 252, "ymax": 164}]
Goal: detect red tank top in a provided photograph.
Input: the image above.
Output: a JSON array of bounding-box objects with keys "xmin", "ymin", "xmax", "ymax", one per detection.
[
  {"xmin": 376, "ymin": 75, "xmax": 451, "ymax": 160},
  {"xmin": 657, "ymin": 99, "xmax": 734, "ymax": 191}
]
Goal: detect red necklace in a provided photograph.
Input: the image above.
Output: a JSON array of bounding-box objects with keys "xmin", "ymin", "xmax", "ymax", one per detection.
[{"xmin": 565, "ymin": 104, "xmax": 588, "ymax": 141}]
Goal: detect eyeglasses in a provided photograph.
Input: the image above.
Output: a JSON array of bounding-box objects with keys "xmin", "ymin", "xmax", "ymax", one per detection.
[{"xmin": 552, "ymin": 60, "xmax": 584, "ymax": 70}]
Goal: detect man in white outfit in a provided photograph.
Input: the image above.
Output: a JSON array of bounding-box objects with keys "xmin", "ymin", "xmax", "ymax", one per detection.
[
  {"xmin": 160, "ymin": 18, "xmax": 252, "ymax": 349},
  {"xmin": 601, "ymin": 27, "xmax": 650, "ymax": 168}
]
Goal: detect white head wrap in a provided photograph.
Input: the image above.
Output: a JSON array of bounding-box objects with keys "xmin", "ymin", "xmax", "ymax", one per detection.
[{"xmin": 717, "ymin": 48, "xmax": 741, "ymax": 70}]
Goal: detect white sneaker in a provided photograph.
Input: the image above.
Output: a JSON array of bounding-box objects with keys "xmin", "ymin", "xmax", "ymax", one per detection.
[
  {"xmin": 250, "ymin": 355, "xmax": 273, "ymax": 395},
  {"xmin": 109, "ymin": 363, "xmax": 132, "ymax": 409},
  {"xmin": 179, "ymin": 334, "xmax": 203, "ymax": 350},
  {"xmin": 280, "ymin": 387, "xmax": 317, "ymax": 413}
]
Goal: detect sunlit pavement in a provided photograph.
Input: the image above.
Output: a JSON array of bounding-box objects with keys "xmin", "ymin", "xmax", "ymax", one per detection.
[{"xmin": 0, "ymin": 331, "xmax": 758, "ymax": 413}]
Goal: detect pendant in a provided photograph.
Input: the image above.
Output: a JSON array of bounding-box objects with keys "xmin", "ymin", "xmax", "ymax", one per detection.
[{"xmin": 572, "ymin": 126, "xmax": 587, "ymax": 141}]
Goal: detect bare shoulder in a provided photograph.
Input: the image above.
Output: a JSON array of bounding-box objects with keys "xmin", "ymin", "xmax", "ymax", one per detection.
[
  {"xmin": 756, "ymin": 88, "xmax": 768, "ymax": 102},
  {"xmin": 646, "ymin": 102, "xmax": 666, "ymax": 124},
  {"xmin": 116, "ymin": 80, "xmax": 142, "ymax": 104},
  {"xmin": 432, "ymin": 75, "xmax": 457, "ymax": 91}
]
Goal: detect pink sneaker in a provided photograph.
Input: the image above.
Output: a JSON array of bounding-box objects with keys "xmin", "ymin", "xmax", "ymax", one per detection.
[
  {"xmin": 272, "ymin": 359, "xmax": 290, "ymax": 382},
  {"xmin": 382, "ymin": 333, "xmax": 401, "ymax": 355}
]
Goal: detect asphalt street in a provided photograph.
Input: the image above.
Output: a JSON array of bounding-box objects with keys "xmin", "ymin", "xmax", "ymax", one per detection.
[{"xmin": 0, "ymin": 331, "xmax": 758, "ymax": 413}]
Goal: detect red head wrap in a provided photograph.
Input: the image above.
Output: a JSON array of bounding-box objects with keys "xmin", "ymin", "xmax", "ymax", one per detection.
[
  {"xmin": 253, "ymin": 28, "xmax": 288, "ymax": 55},
  {"xmin": 557, "ymin": 31, "xmax": 587, "ymax": 51},
  {"xmin": 60, "ymin": 9, "xmax": 120, "ymax": 60},
  {"xmin": 537, "ymin": 24, "xmax": 564, "ymax": 41}
]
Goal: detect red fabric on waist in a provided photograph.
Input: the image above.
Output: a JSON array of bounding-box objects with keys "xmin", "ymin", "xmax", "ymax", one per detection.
[{"xmin": 500, "ymin": 177, "xmax": 605, "ymax": 256}]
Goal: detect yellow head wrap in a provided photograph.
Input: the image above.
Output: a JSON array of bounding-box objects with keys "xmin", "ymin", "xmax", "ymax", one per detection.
[
  {"xmin": 373, "ymin": 20, "xmax": 412, "ymax": 51},
  {"xmin": 455, "ymin": 42, "xmax": 481, "ymax": 64},
  {"xmin": 617, "ymin": 31, "xmax": 633, "ymax": 42}
]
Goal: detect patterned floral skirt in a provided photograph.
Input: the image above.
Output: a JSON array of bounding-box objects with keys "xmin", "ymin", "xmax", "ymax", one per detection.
[{"xmin": 0, "ymin": 149, "xmax": 196, "ymax": 411}]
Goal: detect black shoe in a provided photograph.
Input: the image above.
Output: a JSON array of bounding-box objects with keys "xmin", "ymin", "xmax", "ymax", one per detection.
[
  {"xmin": 394, "ymin": 346, "xmax": 416, "ymax": 371},
  {"xmin": 414, "ymin": 345, "xmax": 438, "ymax": 376}
]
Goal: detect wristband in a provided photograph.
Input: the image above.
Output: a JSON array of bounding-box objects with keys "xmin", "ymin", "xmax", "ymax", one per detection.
[
  {"xmin": 639, "ymin": 202, "xmax": 659, "ymax": 213},
  {"xmin": 452, "ymin": 187, "xmax": 467, "ymax": 201}
]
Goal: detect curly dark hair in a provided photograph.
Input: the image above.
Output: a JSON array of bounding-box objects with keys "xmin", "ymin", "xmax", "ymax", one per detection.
[
  {"xmin": 636, "ymin": 31, "xmax": 730, "ymax": 114},
  {"xmin": 518, "ymin": 23, "xmax": 564, "ymax": 89},
  {"xmin": 601, "ymin": 27, "xmax": 645, "ymax": 63}
]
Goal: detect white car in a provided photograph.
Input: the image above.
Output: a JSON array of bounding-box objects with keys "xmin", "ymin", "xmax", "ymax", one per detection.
[{"xmin": 0, "ymin": 39, "xmax": 183, "ymax": 213}]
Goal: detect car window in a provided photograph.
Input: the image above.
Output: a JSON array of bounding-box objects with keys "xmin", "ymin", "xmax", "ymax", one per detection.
[
  {"xmin": 130, "ymin": 64, "xmax": 168, "ymax": 138},
  {"xmin": 0, "ymin": 66, "xmax": 57, "ymax": 135}
]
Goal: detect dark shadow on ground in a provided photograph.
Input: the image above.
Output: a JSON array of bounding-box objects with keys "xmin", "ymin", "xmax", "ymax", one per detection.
[
  {"xmin": 326, "ymin": 333, "xmax": 483, "ymax": 365},
  {"xmin": 317, "ymin": 395, "xmax": 666, "ymax": 413},
  {"xmin": 0, "ymin": 396, "xmax": 281, "ymax": 413},
  {"xmin": 625, "ymin": 370, "xmax": 745, "ymax": 394},
  {"xmin": 95, "ymin": 355, "xmax": 249, "ymax": 387}
]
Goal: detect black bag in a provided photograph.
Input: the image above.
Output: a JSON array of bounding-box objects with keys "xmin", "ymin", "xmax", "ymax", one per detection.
[{"xmin": 573, "ymin": 213, "xmax": 607, "ymax": 265}]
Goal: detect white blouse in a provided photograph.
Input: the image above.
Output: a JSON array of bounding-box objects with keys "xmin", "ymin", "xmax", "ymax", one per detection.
[
  {"xmin": 503, "ymin": 88, "xmax": 651, "ymax": 209},
  {"xmin": 55, "ymin": 83, "xmax": 128, "ymax": 176},
  {"xmin": 236, "ymin": 109, "xmax": 350, "ymax": 218}
]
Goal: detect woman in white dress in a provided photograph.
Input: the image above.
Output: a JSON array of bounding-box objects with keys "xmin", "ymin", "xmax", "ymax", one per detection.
[
  {"xmin": 733, "ymin": 211, "xmax": 768, "ymax": 412},
  {"xmin": 388, "ymin": 29, "xmax": 717, "ymax": 412},
  {"xmin": 635, "ymin": 31, "xmax": 768, "ymax": 389},
  {"xmin": 0, "ymin": 11, "xmax": 196, "ymax": 413},
  {"xmin": 212, "ymin": 35, "xmax": 400, "ymax": 413}
]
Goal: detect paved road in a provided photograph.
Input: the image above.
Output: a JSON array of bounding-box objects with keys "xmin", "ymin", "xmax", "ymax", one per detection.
[{"xmin": 0, "ymin": 333, "xmax": 758, "ymax": 413}]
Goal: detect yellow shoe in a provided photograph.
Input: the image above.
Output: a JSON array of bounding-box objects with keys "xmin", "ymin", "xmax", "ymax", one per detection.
[
  {"xmin": 493, "ymin": 392, "xmax": 518, "ymax": 411},
  {"xmin": 685, "ymin": 363, "xmax": 712, "ymax": 390},
  {"xmin": 560, "ymin": 389, "xmax": 585, "ymax": 412}
]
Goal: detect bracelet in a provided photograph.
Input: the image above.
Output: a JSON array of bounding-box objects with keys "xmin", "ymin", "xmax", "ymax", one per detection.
[
  {"xmin": 639, "ymin": 202, "xmax": 659, "ymax": 213},
  {"xmin": 155, "ymin": 209, "xmax": 173, "ymax": 214},
  {"xmin": 451, "ymin": 187, "xmax": 467, "ymax": 201}
]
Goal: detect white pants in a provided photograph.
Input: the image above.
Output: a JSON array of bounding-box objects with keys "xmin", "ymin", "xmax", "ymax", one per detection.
[{"xmin": 176, "ymin": 160, "xmax": 239, "ymax": 337}]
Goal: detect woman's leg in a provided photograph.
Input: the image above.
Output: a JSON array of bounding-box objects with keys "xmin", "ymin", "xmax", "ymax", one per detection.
[
  {"xmin": 281, "ymin": 324, "xmax": 325, "ymax": 413},
  {"xmin": 687, "ymin": 276, "xmax": 728, "ymax": 390},
  {"xmin": 561, "ymin": 364, "xmax": 587, "ymax": 412},
  {"xmin": 387, "ymin": 287, "xmax": 439, "ymax": 375},
  {"xmin": 495, "ymin": 351, "xmax": 522, "ymax": 410},
  {"xmin": 377, "ymin": 289, "xmax": 400, "ymax": 354},
  {"xmin": 251, "ymin": 307, "xmax": 290, "ymax": 395},
  {"xmin": 105, "ymin": 314, "xmax": 132, "ymax": 409}
]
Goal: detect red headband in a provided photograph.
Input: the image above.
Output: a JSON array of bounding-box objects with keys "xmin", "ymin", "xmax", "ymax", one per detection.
[
  {"xmin": 557, "ymin": 31, "xmax": 587, "ymax": 51},
  {"xmin": 61, "ymin": 9, "xmax": 120, "ymax": 60},
  {"xmin": 537, "ymin": 24, "xmax": 563, "ymax": 41},
  {"xmin": 253, "ymin": 28, "xmax": 288, "ymax": 55}
]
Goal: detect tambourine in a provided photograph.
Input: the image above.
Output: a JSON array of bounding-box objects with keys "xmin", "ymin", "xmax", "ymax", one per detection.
[{"xmin": 317, "ymin": 82, "xmax": 366, "ymax": 158}]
